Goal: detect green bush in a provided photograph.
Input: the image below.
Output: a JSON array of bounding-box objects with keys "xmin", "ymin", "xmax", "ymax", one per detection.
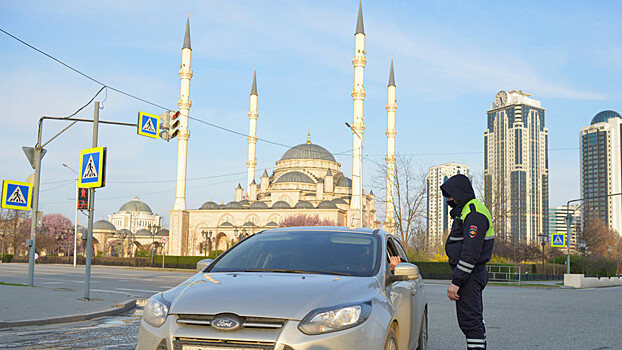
[
  {"xmin": 135, "ymin": 249, "xmax": 150, "ymax": 257},
  {"xmin": 1, "ymin": 254, "xmax": 13, "ymax": 263}
]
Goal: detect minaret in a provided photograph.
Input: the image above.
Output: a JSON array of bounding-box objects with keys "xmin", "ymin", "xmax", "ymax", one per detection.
[
  {"xmin": 385, "ymin": 59, "xmax": 397, "ymax": 235},
  {"xmin": 173, "ymin": 17, "xmax": 193, "ymax": 210},
  {"xmin": 246, "ymin": 69, "xmax": 259, "ymax": 197},
  {"xmin": 350, "ymin": 0, "xmax": 366, "ymax": 226}
]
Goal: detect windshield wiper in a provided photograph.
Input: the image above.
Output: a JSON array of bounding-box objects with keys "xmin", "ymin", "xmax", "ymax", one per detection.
[{"xmin": 242, "ymin": 268, "xmax": 352, "ymax": 276}]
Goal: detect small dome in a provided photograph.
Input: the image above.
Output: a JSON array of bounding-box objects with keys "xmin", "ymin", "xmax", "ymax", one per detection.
[
  {"xmin": 265, "ymin": 222, "xmax": 279, "ymax": 227},
  {"xmin": 336, "ymin": 176, "xmax": 352, "ymax": 187},
  {"xmin": 115, "ymin": 228, "xmax": 133, "ymax": 236},
  {"xmin": 219, "ymin": 222, "xmax": 234, "ymax": 227},
  {"xmin": 119, "ymin": 197, "xmax": 153, "ymax": 214},
  {"xmin": 317, "ymin": 200, "xmax": 338, "ymax": 209},
  {"xmin": 591, "ymin": 110, "xmax": 621, "ymax": 125},
  {"xmin": 135, "ymin": 228, "xmax": 151, "ymax": 236},
  {"xmin": 239, "ymin": 199, "xmax": 251, "ymax": 206},
  {"xmin": 275, "ymin": 171, "xmax": 315, "ymax": 184},
  {"xmin": 200, "ymin": 201, "xmax": 219, "ymax": 210},
  {"xmin": 295, "ymin": 200, "xmax": 315, "ymax": 209},
  {"xmin": 243, "ymin": 221, "xmax": 256, "ymax": 227},
  {"xmin": 225, "ymin": 201, "xmax": 243, "ymax": 209},
  {"xmin": 250, "ymin": 201, "xmax": 269, "ymax": 209},
  {"xmin": 93, "ymin": 220, "xmax": 116, "ymax": 231},
  {"xmin": 279, "ymin": 143, "xmax": 337, "ymax": 162},
  {"xmin": 272, "ymin": 201, "xmax": 292, "ymax": 209},
  {"xmin": 332, "ymin": 198, "xmax": 348, "ymax": 205},
  {"xmin": 156, "ymin": 228, "xmax": 169, "ymax": 236}
]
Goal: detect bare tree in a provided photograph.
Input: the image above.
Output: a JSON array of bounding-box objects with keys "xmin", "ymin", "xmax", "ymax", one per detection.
[
  {"xmin": 577, "ymin": 214, "xmax": 618, "ymax": 257},
  {"xmin": 0, "ymin": 208, "xmax": 30, "ymax": 256},
  {"xmin": 373, "ymin": 155, "xmax": 429, "ymax": 257}
]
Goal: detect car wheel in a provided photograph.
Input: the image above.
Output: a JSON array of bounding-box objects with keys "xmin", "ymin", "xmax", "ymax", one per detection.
[
  {"xmin": 417, "ymin": 308, "xmax": 428, "ymax": 350},
  {"xmin": 383, "ymin": 328, "xmax": 398, "ymax": 350}
]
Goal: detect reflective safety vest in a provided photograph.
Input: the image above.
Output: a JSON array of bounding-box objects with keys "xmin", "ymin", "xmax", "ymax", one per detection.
[{"xmin": 459, "ymin": 199, "xmax": 495, "ymax": 239}]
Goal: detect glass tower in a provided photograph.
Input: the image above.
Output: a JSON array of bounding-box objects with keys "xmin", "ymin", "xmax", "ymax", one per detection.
[{"xmin": 484, "ymin": 90, "xmax": 549, "ymax": 243}]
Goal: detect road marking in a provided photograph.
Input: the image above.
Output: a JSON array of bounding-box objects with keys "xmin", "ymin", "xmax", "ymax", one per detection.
[
  {"xmin": 41, "ymin": 282, "xmax": 64, "ymax": 285},
  {"xmin": 116, "ymin": 287, "xmax": 161, "ymax": 293}
]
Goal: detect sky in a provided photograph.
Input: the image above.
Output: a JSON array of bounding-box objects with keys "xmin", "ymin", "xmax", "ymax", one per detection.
[{"xmin": 1, "ymin": 1, "xmax": 621, "ymax": 228}]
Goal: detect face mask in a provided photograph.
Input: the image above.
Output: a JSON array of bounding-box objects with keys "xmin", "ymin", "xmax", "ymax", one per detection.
[{"xmin": 446, "ymin": 199, "xmax": 457, "ymax": 208}]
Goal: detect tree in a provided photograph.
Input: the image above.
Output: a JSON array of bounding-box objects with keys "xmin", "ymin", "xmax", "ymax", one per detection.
[
  {"xmin": 373, "ymin": 155, "xmax": 429, "ymax": 259},
  {"xmin": 280, "ymin": 214, "xmax": 336, "ymax": 227},
  {"xmin": 0, "ymin": 208, "xmax": 30, "ymax": 256},
  {"xmin": 577, "ymin": 215, "xmax": 618, "ymax": 258},
  {"xmin": 39, "ymin": 213, "xmax": 73, "ymax": 256}
]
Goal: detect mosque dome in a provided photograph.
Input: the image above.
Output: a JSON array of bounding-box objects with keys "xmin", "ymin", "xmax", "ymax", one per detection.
[
  {"xmin": 219, "ymin": 222, "xmax": 234, "ymax": 227},
  {"xmin": 335, "ymin": 176, "xmax": 352, "ymax": 187},
  {"xmin": 225, "ymin": 201, "xmax": 243, "ymax": 209},
  {"xmin": 294, "ymin": 200, "xmax": 315, "ymax": 209},
  {"xmin": 272, "ymin": 201, "xmax": 292, "ymax": 209},
  {"xmin": 265, "ymin": 222, "xmax": 279, "ymax": 227},
  {"xmin": 250, "ymin": 201, "xmax": 269, "ymax": 209},
  {"xmin": 332, "ymin": 198, "xmax": 348, "ymax": 205},
  {"xmin": 279, "ymin": 143, "xmax": 336, "ymax": 162},
  {"xmin": 591, "ymin": 110, "xmax": 621, "ymax": 125},
  {"xmin": 242, "ymin": 221, "xmax": 257, "ymax": 227},
  {"xmin": 119, "ymin": 197, "xmax": 153, "ymax": 214},
  {"xmin": 275, "ymin": 171, "xmax": 315, "ymax": 184},
  {"xmin": 200, "ymin": 201, "xmax": 220, "ymax": 210},
  {"xmin": 317, "ymin": 200, "xmax": 338, "ymax": 209},
  {"xmin": 239, "ymin": 199, "xmax": 251, "ymax": 206},
  {"xmin": 93, "ymin": 220, "xmax": 116, "ymax": 231},
  {"xmin": 156, "ymin": 229, "xmax": 169, "ymax": 236},
  {"xmin": 135, "ymin": 229, "xmax": 152, "ymax": 237},
  {"xmin": 116, "ymin": 229, "xmax": 133, "ymax": 236}
]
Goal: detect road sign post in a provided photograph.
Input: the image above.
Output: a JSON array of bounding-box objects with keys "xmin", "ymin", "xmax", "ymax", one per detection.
[
  {"xmin": 161, "ymin": 236, "xmax": 168, "ymax": 269},
  {"xmin": 551, "ymin": 233, "xmax": 566, "ymax": 248},
  {"xmin": 137, "ymin": 112, "xmax": 160, "ymax": 139},
  {"xmin": 84, "ymin": 102, "xmax": 102, "ymax": 300}
]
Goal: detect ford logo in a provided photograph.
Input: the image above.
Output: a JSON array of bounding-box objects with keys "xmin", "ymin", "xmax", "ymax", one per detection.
[{"xmin": 211, "ymin": 314, "xmax": 243, "ymax": 331}]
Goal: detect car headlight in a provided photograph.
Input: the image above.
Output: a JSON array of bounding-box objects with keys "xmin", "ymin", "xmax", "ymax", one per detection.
[
  {"xmin": 143, "ymin": 294, "xmax": 171, "ymax": 328},
  {"xmin": 298, "ymin": 301, "xmax": 372, "ymax": 335}
]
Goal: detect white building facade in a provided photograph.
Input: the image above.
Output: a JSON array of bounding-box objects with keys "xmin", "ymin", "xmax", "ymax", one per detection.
[
  {"xmin": 549, "ymin": 205, "xmax": 582, "ymax": 249},
  {"xmin": 580, "ymin": 111, "xmax": 622, "ymax": 235},
  {"xmin": 484, "ymin": 90, "xmax": 549, "ymax": 243},
  {"xmin": 426, "ymin": 162, "xmax": 469, "ymax": 246}
]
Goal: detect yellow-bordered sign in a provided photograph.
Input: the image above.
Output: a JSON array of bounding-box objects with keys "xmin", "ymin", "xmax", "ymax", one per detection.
[
  {"xmin": 551, "ymin": 233, "xmax": 566, "ymax": 247},
  {"xmin": 1, "ymin": 180, "xmax": 33, "ymax": 211},
  {"xmin": 137, "ymin": 112, "xmax": 160, "ymax": 139},
  {"xmin": 79, "ymin": 146, "xmax": 106, "ymax": 188}
]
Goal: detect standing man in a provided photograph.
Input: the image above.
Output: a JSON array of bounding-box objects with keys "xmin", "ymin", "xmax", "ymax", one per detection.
[{"xmin": 441, "ymin": 174, "xmax": 494, "ymax": 349}]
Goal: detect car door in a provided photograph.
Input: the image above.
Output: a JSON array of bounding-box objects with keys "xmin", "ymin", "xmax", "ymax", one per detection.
[
  {"xmin": 385, "ymin": 237, "xmax": 414, "ymax": 350},
  {"xmin": 393, "ymin": 238, "xmax": 424, "ymax": 349}
]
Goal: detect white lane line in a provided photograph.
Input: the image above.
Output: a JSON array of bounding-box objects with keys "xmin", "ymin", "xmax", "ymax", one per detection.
[
  {"xmin": 115, "ymin": 287, "xmax": 161, "ymax": 293},
  {"xmin": 40, "ymin": 282, "xmax": 64, "ymax": 285}
]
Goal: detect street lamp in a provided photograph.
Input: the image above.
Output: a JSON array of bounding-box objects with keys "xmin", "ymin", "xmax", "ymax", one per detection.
[
  {"xmin": 202, "ymin": 230, "xmax": 212, "ymax": 257},
  {"xmin": 578, "ymin": 241, "xmax": 586, "ymax": 275},
  {"xmin": 56, "ymin": 232, "xmax": 66, "ymax": 256},
  {"xmin": 0, "ymin": 230, "xmax": 5, "ymax": 263},
  {"xmin": 607, "ymin": 246, "xmax": 613, "ymax": 276},
  {"xmin": 148, "ymin": 223, "xmax": 160, "ymax": 266},
  {"xmin": 62, "ymin": 163, "xmax": 79, "ymax": 268},
  {"xmin": 538, "ymin": 233, "xmax": 548, "ymax": 276},
  {"xmin": 345, "ymin": 122, "xmax": 364, "ymax": 228}
]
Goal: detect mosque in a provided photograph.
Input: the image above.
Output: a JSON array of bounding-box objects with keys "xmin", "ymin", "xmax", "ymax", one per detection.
[{"xmin": 168, "ymin": 2, "xmax": 399, "ymax": 256}]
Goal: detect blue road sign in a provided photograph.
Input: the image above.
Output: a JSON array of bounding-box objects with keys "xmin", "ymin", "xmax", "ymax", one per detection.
[
  {"xmin": 137, "ymin": 112, "xmax": 160, "ymax": 139},
  {"xmin": 551, "ymin": 233, "xmax": 566, "ymax": 247},
  {"xmin": 1, "ymin": 180, "xmax": 33, "ymax": 211},
  {"xmin": 79, "ymin": 147, "xmax": 106, "ymax": 188}
]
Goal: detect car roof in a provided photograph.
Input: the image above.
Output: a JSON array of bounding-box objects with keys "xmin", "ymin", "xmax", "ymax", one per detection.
[{"xmin": 258, "ymin": 226, "xmax": 387, "ymax": 237}]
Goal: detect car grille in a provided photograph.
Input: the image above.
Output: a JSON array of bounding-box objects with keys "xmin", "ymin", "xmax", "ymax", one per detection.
[
  {"xmin": 173, "ymin": 337, "xmax": 276, "ymax": 350},
  {"xmin": 175, "ymin": 314, "xmax": 285, "ymax": 330}
]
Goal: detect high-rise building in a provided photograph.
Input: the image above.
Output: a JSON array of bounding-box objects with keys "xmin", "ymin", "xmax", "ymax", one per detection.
[
  {"xmin": 549, "ymin": 205, "xmax": 581, "ymax": 248},
  {"xmin": 427, "ymin": 162, "xmax": 469, "ymax": 246},
  {"xmin": 484, "ymin": 90, "xmax": 549, "ymax": 243},
  {"xmin": 580, "ymin": 110, "xmax": 622, "ymax": 235}
]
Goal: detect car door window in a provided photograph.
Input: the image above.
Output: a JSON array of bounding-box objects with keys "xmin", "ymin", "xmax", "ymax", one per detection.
[{"xmin": 393, "ymin": 238, "xmax": 410, "ymax": 263}]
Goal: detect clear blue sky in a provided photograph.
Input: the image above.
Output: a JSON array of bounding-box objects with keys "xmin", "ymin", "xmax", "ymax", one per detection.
[{"xmin": 1, "ymin": 1, "xmax": 620, "ymax": 228}]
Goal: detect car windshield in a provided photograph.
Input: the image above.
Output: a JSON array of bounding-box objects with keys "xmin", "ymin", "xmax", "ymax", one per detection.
[{"xmin": 209, "ymin": 230, "xmax": 381, "ymax": 277}]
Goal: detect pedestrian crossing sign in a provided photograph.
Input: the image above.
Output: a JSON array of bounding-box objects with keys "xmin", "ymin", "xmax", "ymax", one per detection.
[
  {"xmin": 1, "ymin": 180, "xmax": 33, "ymax": 211},
  {"xmin": 79, "ymin": 146, "xmax": 106, "ymax": 188},
  {"xmin": 137, "ymin": 112, "xmax": 160, "ymax": 139},
  {"xmin": 551, "ymin": 233, "xmax": 566, "ymax": 247}
]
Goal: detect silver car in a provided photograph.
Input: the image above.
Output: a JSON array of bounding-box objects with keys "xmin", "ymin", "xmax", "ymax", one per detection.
[{"xmin": 137, "ymin": 227, "xmax": 428, "ymax": 350}]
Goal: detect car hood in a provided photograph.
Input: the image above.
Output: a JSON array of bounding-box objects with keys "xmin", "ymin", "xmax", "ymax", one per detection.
[{"xmin": 165, "ymin": 272, "xmax": 380, "ymax": 320}]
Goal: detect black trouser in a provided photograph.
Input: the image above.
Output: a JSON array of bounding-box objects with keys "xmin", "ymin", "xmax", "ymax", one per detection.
[{"xmin": 456, "ymin": 267, "xmax": 488, "ymax": 349}]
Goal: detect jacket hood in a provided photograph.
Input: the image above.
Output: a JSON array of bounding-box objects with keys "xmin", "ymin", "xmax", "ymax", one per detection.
[{"xmin": 440, "ymin": 174, "xmax": 475, "ymax": 205}]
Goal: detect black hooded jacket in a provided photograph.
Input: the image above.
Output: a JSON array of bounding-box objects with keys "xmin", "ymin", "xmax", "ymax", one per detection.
[{"xmin": 440, "ymin": 174, "xmax": 494, "ymax": 287}]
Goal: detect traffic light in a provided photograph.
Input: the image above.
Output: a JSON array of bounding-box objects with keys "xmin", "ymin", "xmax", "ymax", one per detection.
[
  {"xmin": 158, "ymin": 111, "xmax": 180, "ymax": 142},
  {"xmin": 169, "ymin": 111, "xmax": 181, "ymax": 140}
]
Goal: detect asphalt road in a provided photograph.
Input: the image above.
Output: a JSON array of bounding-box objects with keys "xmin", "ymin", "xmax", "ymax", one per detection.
[{"xmin": 1, "ymin": 264, "xmax": 621, "ymax": 349}]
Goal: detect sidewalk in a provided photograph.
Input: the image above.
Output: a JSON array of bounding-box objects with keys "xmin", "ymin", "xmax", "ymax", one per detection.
[{"xmin": 0, "ymin": 283, "xmax": 136, "ymax": 328}]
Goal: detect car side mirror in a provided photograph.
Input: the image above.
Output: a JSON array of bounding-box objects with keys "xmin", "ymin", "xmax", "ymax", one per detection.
[
  {"xmin": 392, "ymin": 263, "xmax": 421, "ymax": 281},
  {"xmin": 196, "ymin": 259, "xmax": 214, "ymax": 272}
]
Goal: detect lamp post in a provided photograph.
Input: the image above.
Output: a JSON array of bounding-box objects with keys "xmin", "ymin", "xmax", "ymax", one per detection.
[
  {"xmin": 538, "ymin": 233, "xmax": 548, "ymax": 276},
  {"xmin": 56, "ymin": 232, "xmax": 66, "ymax": 256},
  {"xmin": 1, "ymin": 230, "xmax": 5, "ymax": 263},
  {"xmin": 62, "ymin": 163, "xmax": 79, "ymax": 267},
  {"xmin": 202, "ymin": 230, "xmax": 212, "ymax": 257},
  {"xmin": 578, "ymin": 241, "xmax": 586, "ymax": 275},
  {"xmin": 345, "ymin": 122, "xmax": 364, "ymax": 228},
  {"xmin": 148, "ymin": 223, "xmax": 160, "ymax": 266},
  {"xmin": 607, "ymin": 246, "xmax": 613, "ymax": 276}
]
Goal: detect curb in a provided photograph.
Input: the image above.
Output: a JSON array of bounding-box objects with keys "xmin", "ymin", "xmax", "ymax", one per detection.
[{"xmin": 0, "ymin": 298, "xmax": 136, "ymax": 329}]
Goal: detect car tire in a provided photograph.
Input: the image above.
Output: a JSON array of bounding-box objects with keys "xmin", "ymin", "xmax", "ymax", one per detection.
[
  {"xmin": 417, "ymin": 308, "xmax": 428, "ymax": 350},
  {"xmin": 383, "ymin": 328, "xmax": 398, "ymax": 350}
]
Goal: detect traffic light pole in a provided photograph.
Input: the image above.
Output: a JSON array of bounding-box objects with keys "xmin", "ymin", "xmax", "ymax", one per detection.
[{"xmin": 84, "ymin": 102, "xmax": 99, "ymax": 300}]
